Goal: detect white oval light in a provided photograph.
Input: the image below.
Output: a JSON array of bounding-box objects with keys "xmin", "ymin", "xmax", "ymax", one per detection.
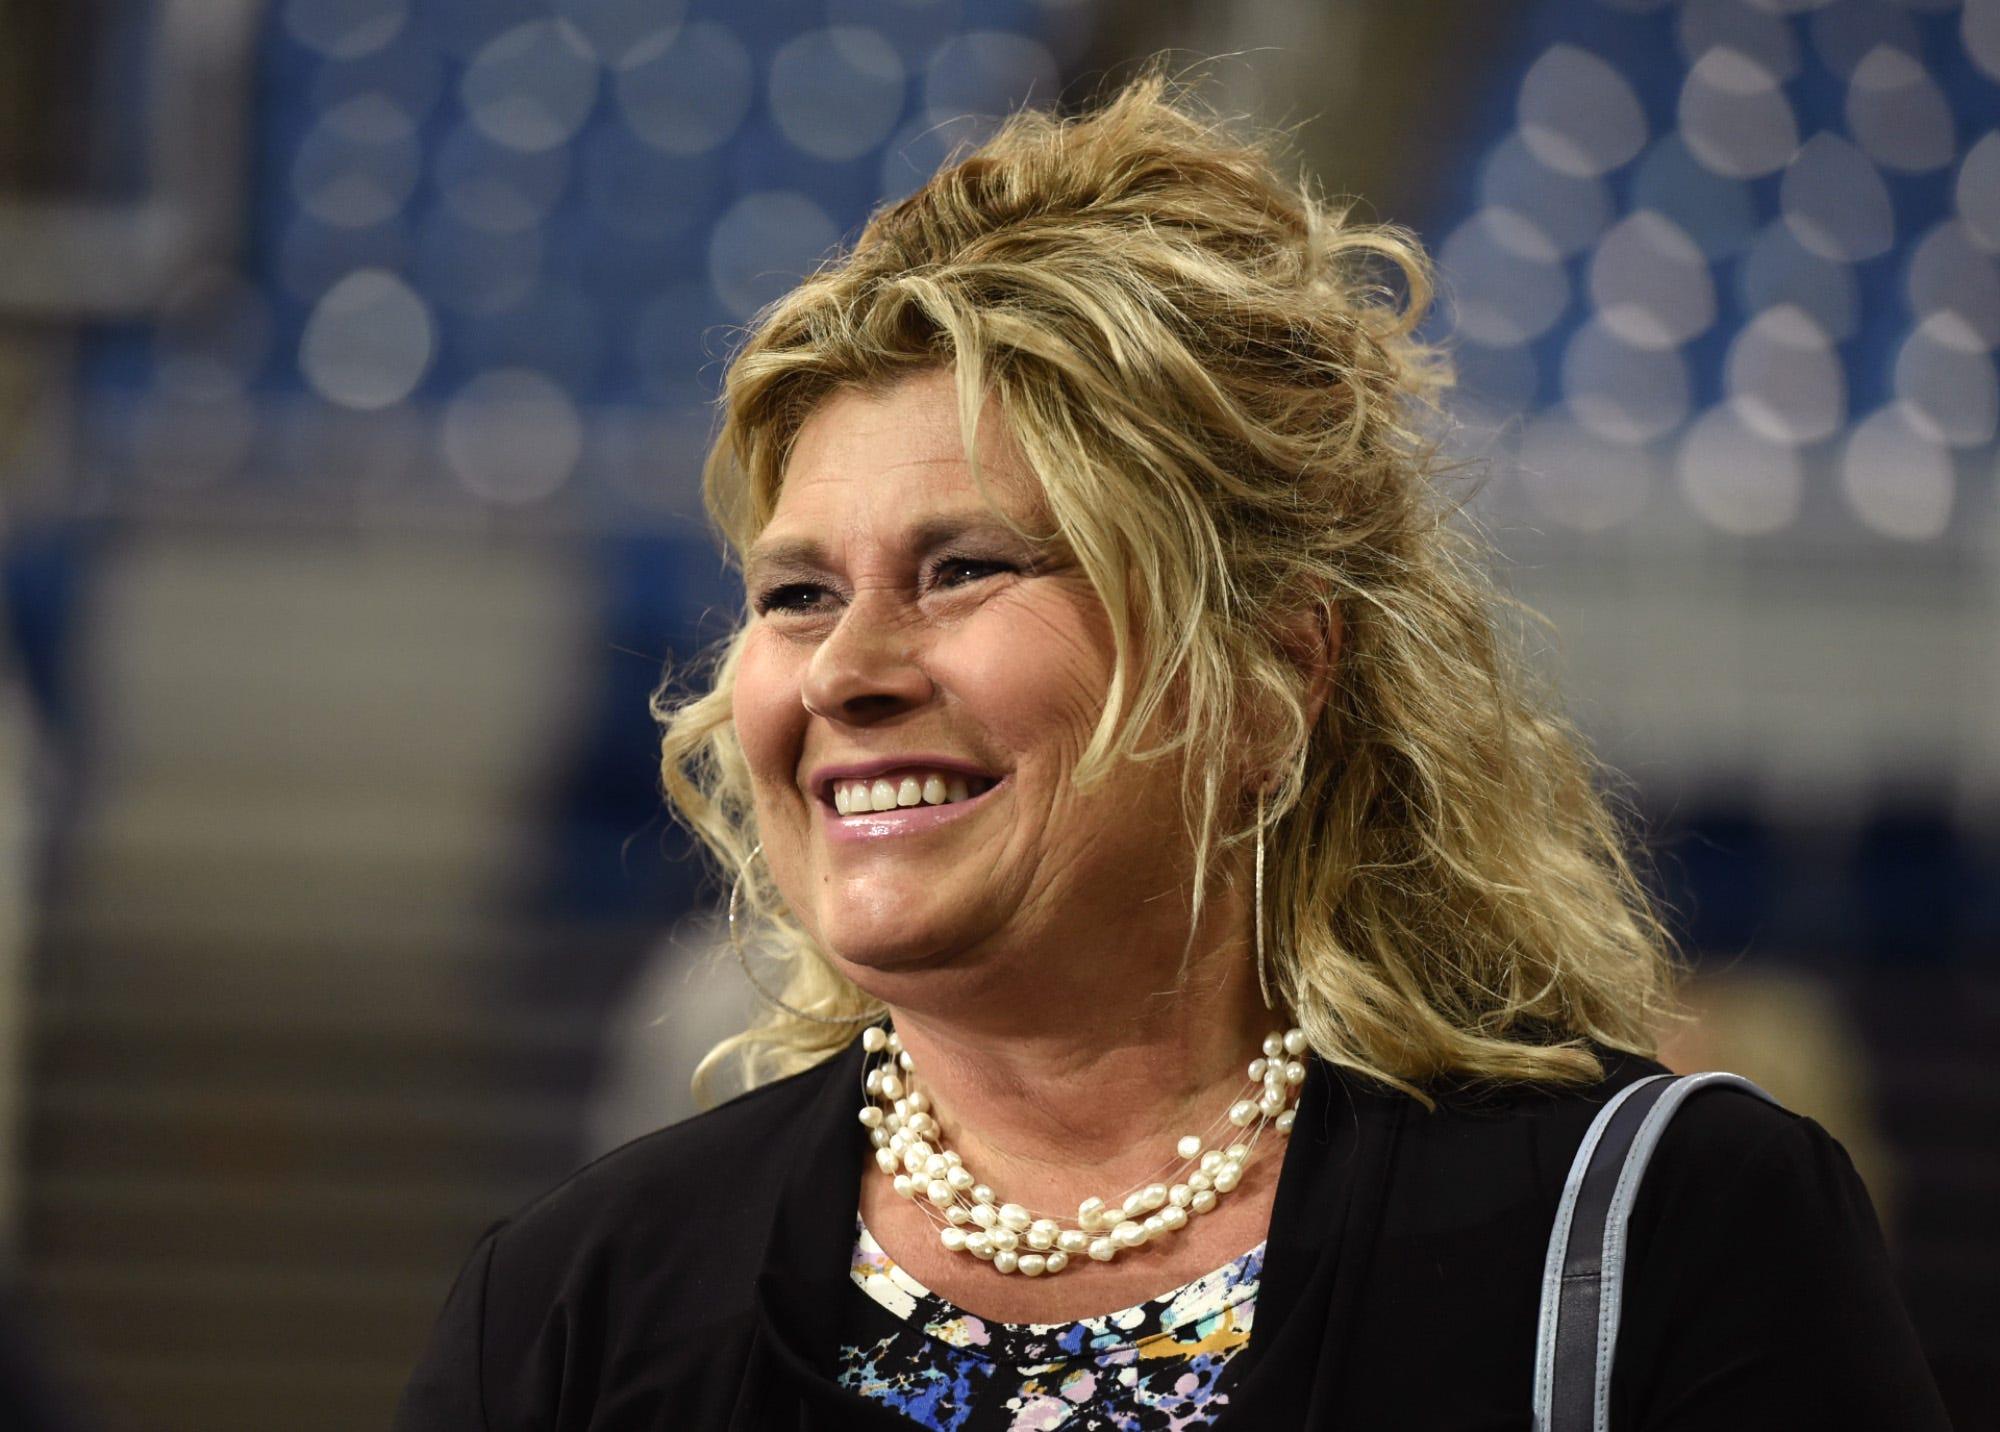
[
  {"xmin": 1840, "ymin": 406, "xmax": 1955, "ymax": 540},
  {"xmin": 1680, "ymin": 48, "xmax": 1799, "ymax": 178},
  {"xmin": 1678, "ymin": 405, "xmax": 1803, "ymax": 537},
  {"xmin": 299, "ymin": 268, "xmax": 434, "ymax": 410},
  {"xmin": 1518, "ymin": 44, "xmax": 1647, "ymax": 178},
  {"xmin": 1590, "ymin": 211, "xmax": 1716, "ymax": 349}
]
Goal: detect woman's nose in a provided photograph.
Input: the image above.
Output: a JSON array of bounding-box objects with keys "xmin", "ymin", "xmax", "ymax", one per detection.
[{"xmin": 799, "ymin": 592, "xmax": 935, "ymax": 724}]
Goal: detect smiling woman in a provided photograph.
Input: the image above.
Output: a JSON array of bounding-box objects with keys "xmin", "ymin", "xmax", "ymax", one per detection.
[{"xmin": 395, "ymin": 70, "xmax": 1949, "ymax": 1432}]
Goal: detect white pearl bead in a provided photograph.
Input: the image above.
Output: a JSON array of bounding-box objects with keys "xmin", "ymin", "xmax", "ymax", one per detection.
[
  {"xmin": 1276, "ymin": 1109, "xmax": 1296, "ymax": 1134},
  {"xmin": 927, "ymin": 1180, "xmax": 953, "ymax": 1206},
  {"xmin": 968, "ymin": 1203, "xmax": 997, "ymax": 1228},
  {"xmin": 966, "ymin": 1231, "xmax": 993, "ymax": 1258},
  {"xmin": 1284, "ymin": 1028, "xmax": 1308, "ymax": 1056},
  {"xmin": 990, "ymin": 1227, "xmax": 1018, "ymax": 1252},
  {"xmin": 858, "ymin": 1107, "xmax": 883, "ymax": 1128},
  {"xmin": 1160, "ymin": 1205, "xmax": 1188, "ymax": 1231},
  {"xmin": 1056, "ymin": 1230, "xmax": 1089, "ymax": 1254},
  {"xmin": 1262, "ymin": 1033, "xmax": 1284, "ymax": 1058},
  {"xmin": 864, "ymin": 1069, "xmax": 882, "ymax": 1095},
  {"xmin": 875, "ymin": 1148, "xmax": 899, "ymax": 1175},
  {"xmin": 869, "ymin": 1128, "xmax": 889, "ymax": 1150},
  {"xmin": 1142, "ymin": 1214, "xmax": 1164, "ymax": 1236},
  {"xmin": 1259, "ymin": 1089, "xmax": 1284, "ymax": 1116},
  {"xmin": 1077, "ymin": 1196, "xmax": 1104, "ymax": 1227},
  {"xmin": 892, "ymin": 1174, "xmax": 914, "ymax": 1198},
  {"xmin": 880, "ymin": 1073, "xmax": 903, "ymax": 1100},
  {"xmin": 946, "ymin": 1166, "xmax": 975, "ymax": 1192},
  {"xmin": 862, "ymin": 1028, "xmax": 887, "ymax": 1053},
  {"xmin": 923, "ymin": 1154, "xmax": 947, "ymax": 1178},
  {"xmin": 893, "ymin": 1097, "xmax": 909, "ymax": 1118},
  {"xmin": 943, "ymin": 1150, "xmax": 961, "ymax": 1166},
  {"xmin": 972, "ymin": 1185, "xmax": 994, "ymax": 1206},
  {"xmin": 1140, "ymin": 1183, "xmax": 1168, "ymax": 1213},
  {"xmin": 1188, "ymin": 1171, "xmax": 1212, "ymax": 1192},
  {"xmin": 1285, "ymin": 1059, "xmax": 1306, "ymax": 1085},
  {"xmin": 998, "ymin": 1203, "xmax": 1031, "ymax": 1231},
  {"xmin": 940, "ymin": 1226, "xmax": 967, "ymax": 1252},
  {"xmin": 946, "ymin": 1206, "xmax": 970, "ymax": 1226},
  {"xmin": 1121, "ymin": 1190, "xmax": 1146, "ymax": 1219},
  {"xmin": 1225, "ymin": 1143, "xmax": 1249, "ymax": 1162},
  {"xmin": 1228, "ymin": 1100, "xmax": 1258, "ymax": 1127},
  {"xmin": 1045, "ymin": 1250, "xmax": 1069, "ymax": 1274},
  {"xmin": 886, "ymin": 1032, "xmax": 903, "ymax": 1054},
  {"xmin": 1248, "ymin": 1057, "xmax": 1268, "ymax": 1081},
  {"xmin": 1112, "ymin": 1220, "xmax": 1146, "ymax": 1248},
  {"xmin": 1027, "ymin": 1221, "xmax": 1057, "ymax": 1250},
  {"xmin": 1176, "ymin": 1134, "xmax": 1202, "ymax": 1160},
  {"xmin": 1213, "ymin": 1165, "xmax": 1241, "ymax": 1193},
  {"xmin": 993, "ymin": 1250, "xmax": 1018, "ymax": 1274},
  {"xmin": 1191, "ymin": 1188, "xmax": 1218, "ymax": 1214},
  {"xmin": 1087, "ymin": 1237, "xmax": 1117, "ymax": 1262},
  {"xmin": 1169, "ymin": 1184, "xmax": 1191, "ymax": 1208},
  {"xmin": 1199, "ymin": 1151, "xmax": 1222, "ymax": 1174},
  {"xmin": 1017, "ymin": 1253, "xmax": 1046, "ymax": 1278},
  {"xmin": 898, "ymin": 1051, "xmax": 914, "ymax": 1071},
  {"xmin": 907, "ymin": 1090, "xmax": 930, "ymax": 1114}
]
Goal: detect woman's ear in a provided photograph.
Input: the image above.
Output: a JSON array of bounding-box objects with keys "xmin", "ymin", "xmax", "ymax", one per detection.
[{"xmin": 1280, "ymin": 599, "xmax": 1341, "ymax": 736}]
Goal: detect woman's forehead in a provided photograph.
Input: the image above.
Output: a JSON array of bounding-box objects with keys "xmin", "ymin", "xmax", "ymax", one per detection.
[{"xmin": 764, "ymin": 376, "xmax": 1049, "ymax": 533}]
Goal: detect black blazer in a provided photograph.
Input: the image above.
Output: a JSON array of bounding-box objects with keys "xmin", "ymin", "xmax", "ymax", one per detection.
[{"xmin": 393, "ymin": 1034, "xmax": 1949, "ymax": 1430}]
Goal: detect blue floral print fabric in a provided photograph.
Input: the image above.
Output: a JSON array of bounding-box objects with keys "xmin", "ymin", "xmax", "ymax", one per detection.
[{"xmin": 836, "ymin": 1217, "xmax": 1262, "ymax": 1430}]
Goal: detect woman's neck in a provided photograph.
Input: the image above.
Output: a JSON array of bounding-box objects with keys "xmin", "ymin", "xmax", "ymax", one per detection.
[{"xmin": 866, "ymin": 886, "xmax": 1276, "ymax": 1215}]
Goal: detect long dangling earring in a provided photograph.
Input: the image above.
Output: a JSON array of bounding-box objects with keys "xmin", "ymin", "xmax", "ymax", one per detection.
[
  {"xmin": 728, "ymin": 841, "xmax": 875, "ymax": 1026},
  {"xmin": 1254, "ymin": 789, "xmax": 1276, "ymax": 1012}
]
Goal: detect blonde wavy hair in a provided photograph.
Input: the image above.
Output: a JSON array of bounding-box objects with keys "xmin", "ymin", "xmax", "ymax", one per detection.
[{"xmin": 657, "ymin": 71, "xmax": 1684, "ymax": 1108}]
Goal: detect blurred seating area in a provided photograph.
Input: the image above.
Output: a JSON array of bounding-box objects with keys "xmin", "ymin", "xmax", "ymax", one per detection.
[{"xmin": 0, "ymin": 1, "xmax": 1993, "ymax": 1430}]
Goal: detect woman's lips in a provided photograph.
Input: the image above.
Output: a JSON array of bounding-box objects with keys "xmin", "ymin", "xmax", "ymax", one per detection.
[{"xmin": 820, "ymin": 775, "xmax": 1008, "ymax": 843}]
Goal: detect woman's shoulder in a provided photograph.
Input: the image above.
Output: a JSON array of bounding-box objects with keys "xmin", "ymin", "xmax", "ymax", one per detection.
[
  {"xmin": 488, "ymin": 1045, "xmax": 851, "ymax": 1267},
  {"xmin": 1386, "ymin": 1043, "xmax": 1818, "ymax": 1206},
  {"xmin": 394, "ymin": 1049, "xmax": 859, "ymax": 1429}
]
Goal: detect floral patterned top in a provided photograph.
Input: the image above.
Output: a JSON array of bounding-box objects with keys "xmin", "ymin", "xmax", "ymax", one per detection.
[{"xmin": 835, "ymin": 1217, "xmax": 1263, "ymax": 1431}]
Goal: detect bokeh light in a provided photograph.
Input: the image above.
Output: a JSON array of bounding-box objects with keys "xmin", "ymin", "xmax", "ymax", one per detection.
[
  {"xmin": 1679, "ymin": 47, "xmax": 1799, "ymax": 177},
  {"xmin": 1518, "ymin": 44, "xmax": 1648, "ymax": 178},
  {"xmin": 440, "ymin": 369, "xmax": 583, "ymax": 504},
  {"xmin": 615, "ymin": 21, "xmax": 753, "ymax": 154},
  {"xmin": 1840, "ymin": 404, "xmax": 1956, "ymax": 539},
  {"xmin": 1590, "ymin": 210, "xmax": 1715, "ymax": 349},
  {"xmin": 298, "ymin": 268, "xmax": 436, "ymax": 409},
  {"xmin": 1678, "ymin": 405, "xmax": 1804, "ymax": 535}
]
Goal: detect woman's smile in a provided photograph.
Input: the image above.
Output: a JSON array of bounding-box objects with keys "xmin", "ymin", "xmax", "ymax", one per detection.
[{"xmin": 816, "ymin": 772, "xmax": 1010, "ymax": 844}]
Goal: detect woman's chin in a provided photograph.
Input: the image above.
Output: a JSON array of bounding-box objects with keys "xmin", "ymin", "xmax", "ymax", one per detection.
[
  {"xmin": 812, "ymin": 912, "xmax": 993, "ymax": 990},
  {"xmin": 819, "ymin": 932, "xmax": 959, "ymax": 981}
]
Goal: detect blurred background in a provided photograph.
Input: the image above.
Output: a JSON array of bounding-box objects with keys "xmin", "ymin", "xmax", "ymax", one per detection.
[{"xmin": 0, "ymin": 0, "xmax": 1993, "ymax": 1427}]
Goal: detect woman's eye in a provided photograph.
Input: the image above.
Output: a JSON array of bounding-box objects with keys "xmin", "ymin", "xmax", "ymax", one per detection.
[
  {"xmin": 754, "ymin": 582, "xmax": 829, "ymax": 614},
  {"xmin": 931, "ymin": 557, "xmax": 1011, "ymax": 588}
]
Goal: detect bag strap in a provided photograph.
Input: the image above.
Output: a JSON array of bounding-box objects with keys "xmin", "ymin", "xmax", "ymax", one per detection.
[{"xmin": 1531, "ymin": 1071, "xmax": 1778, "ymax": 1432}]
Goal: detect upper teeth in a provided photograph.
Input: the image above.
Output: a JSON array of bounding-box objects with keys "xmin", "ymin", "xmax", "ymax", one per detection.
[{"xmin": 833, "ymin": 771, "xmax": 988, "ymax": 814}]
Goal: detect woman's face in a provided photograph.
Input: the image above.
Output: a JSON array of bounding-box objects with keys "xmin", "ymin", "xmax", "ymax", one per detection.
[{"xmin": 732, "ymin": 370, "xmax": 1199, "ymax": 999}]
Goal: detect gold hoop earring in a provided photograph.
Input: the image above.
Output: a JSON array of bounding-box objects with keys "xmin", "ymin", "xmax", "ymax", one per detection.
[
  {"xmin": 1254, "ymin": 789, "xmax": 1275, "ymax": 1012},
  {"xmin": 728, "ymin": 841, "xmax": 875, "ymax": 1026}
]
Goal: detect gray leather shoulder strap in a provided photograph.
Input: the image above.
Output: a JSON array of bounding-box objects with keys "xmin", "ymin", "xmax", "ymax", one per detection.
[{"xmin": 1531, "ymin": 1071, "xmax": 1778, "ymax": 1432}]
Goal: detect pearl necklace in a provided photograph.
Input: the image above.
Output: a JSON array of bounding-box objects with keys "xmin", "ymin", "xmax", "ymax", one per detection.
[{"xmin": 857, "ymin": 1023, "xmax": 1308, "ymax": 1278}]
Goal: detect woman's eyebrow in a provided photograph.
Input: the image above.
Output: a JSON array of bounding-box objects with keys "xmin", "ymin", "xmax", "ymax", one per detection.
[{"xmin": 744, "ymin": 512, "xmax": 1042, "ymax": 579}]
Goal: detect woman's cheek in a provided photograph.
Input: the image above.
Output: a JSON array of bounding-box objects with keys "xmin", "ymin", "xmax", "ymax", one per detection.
[{"xmin": 732, "ymin": 635, "xmax": 804, "ymax": 790}]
